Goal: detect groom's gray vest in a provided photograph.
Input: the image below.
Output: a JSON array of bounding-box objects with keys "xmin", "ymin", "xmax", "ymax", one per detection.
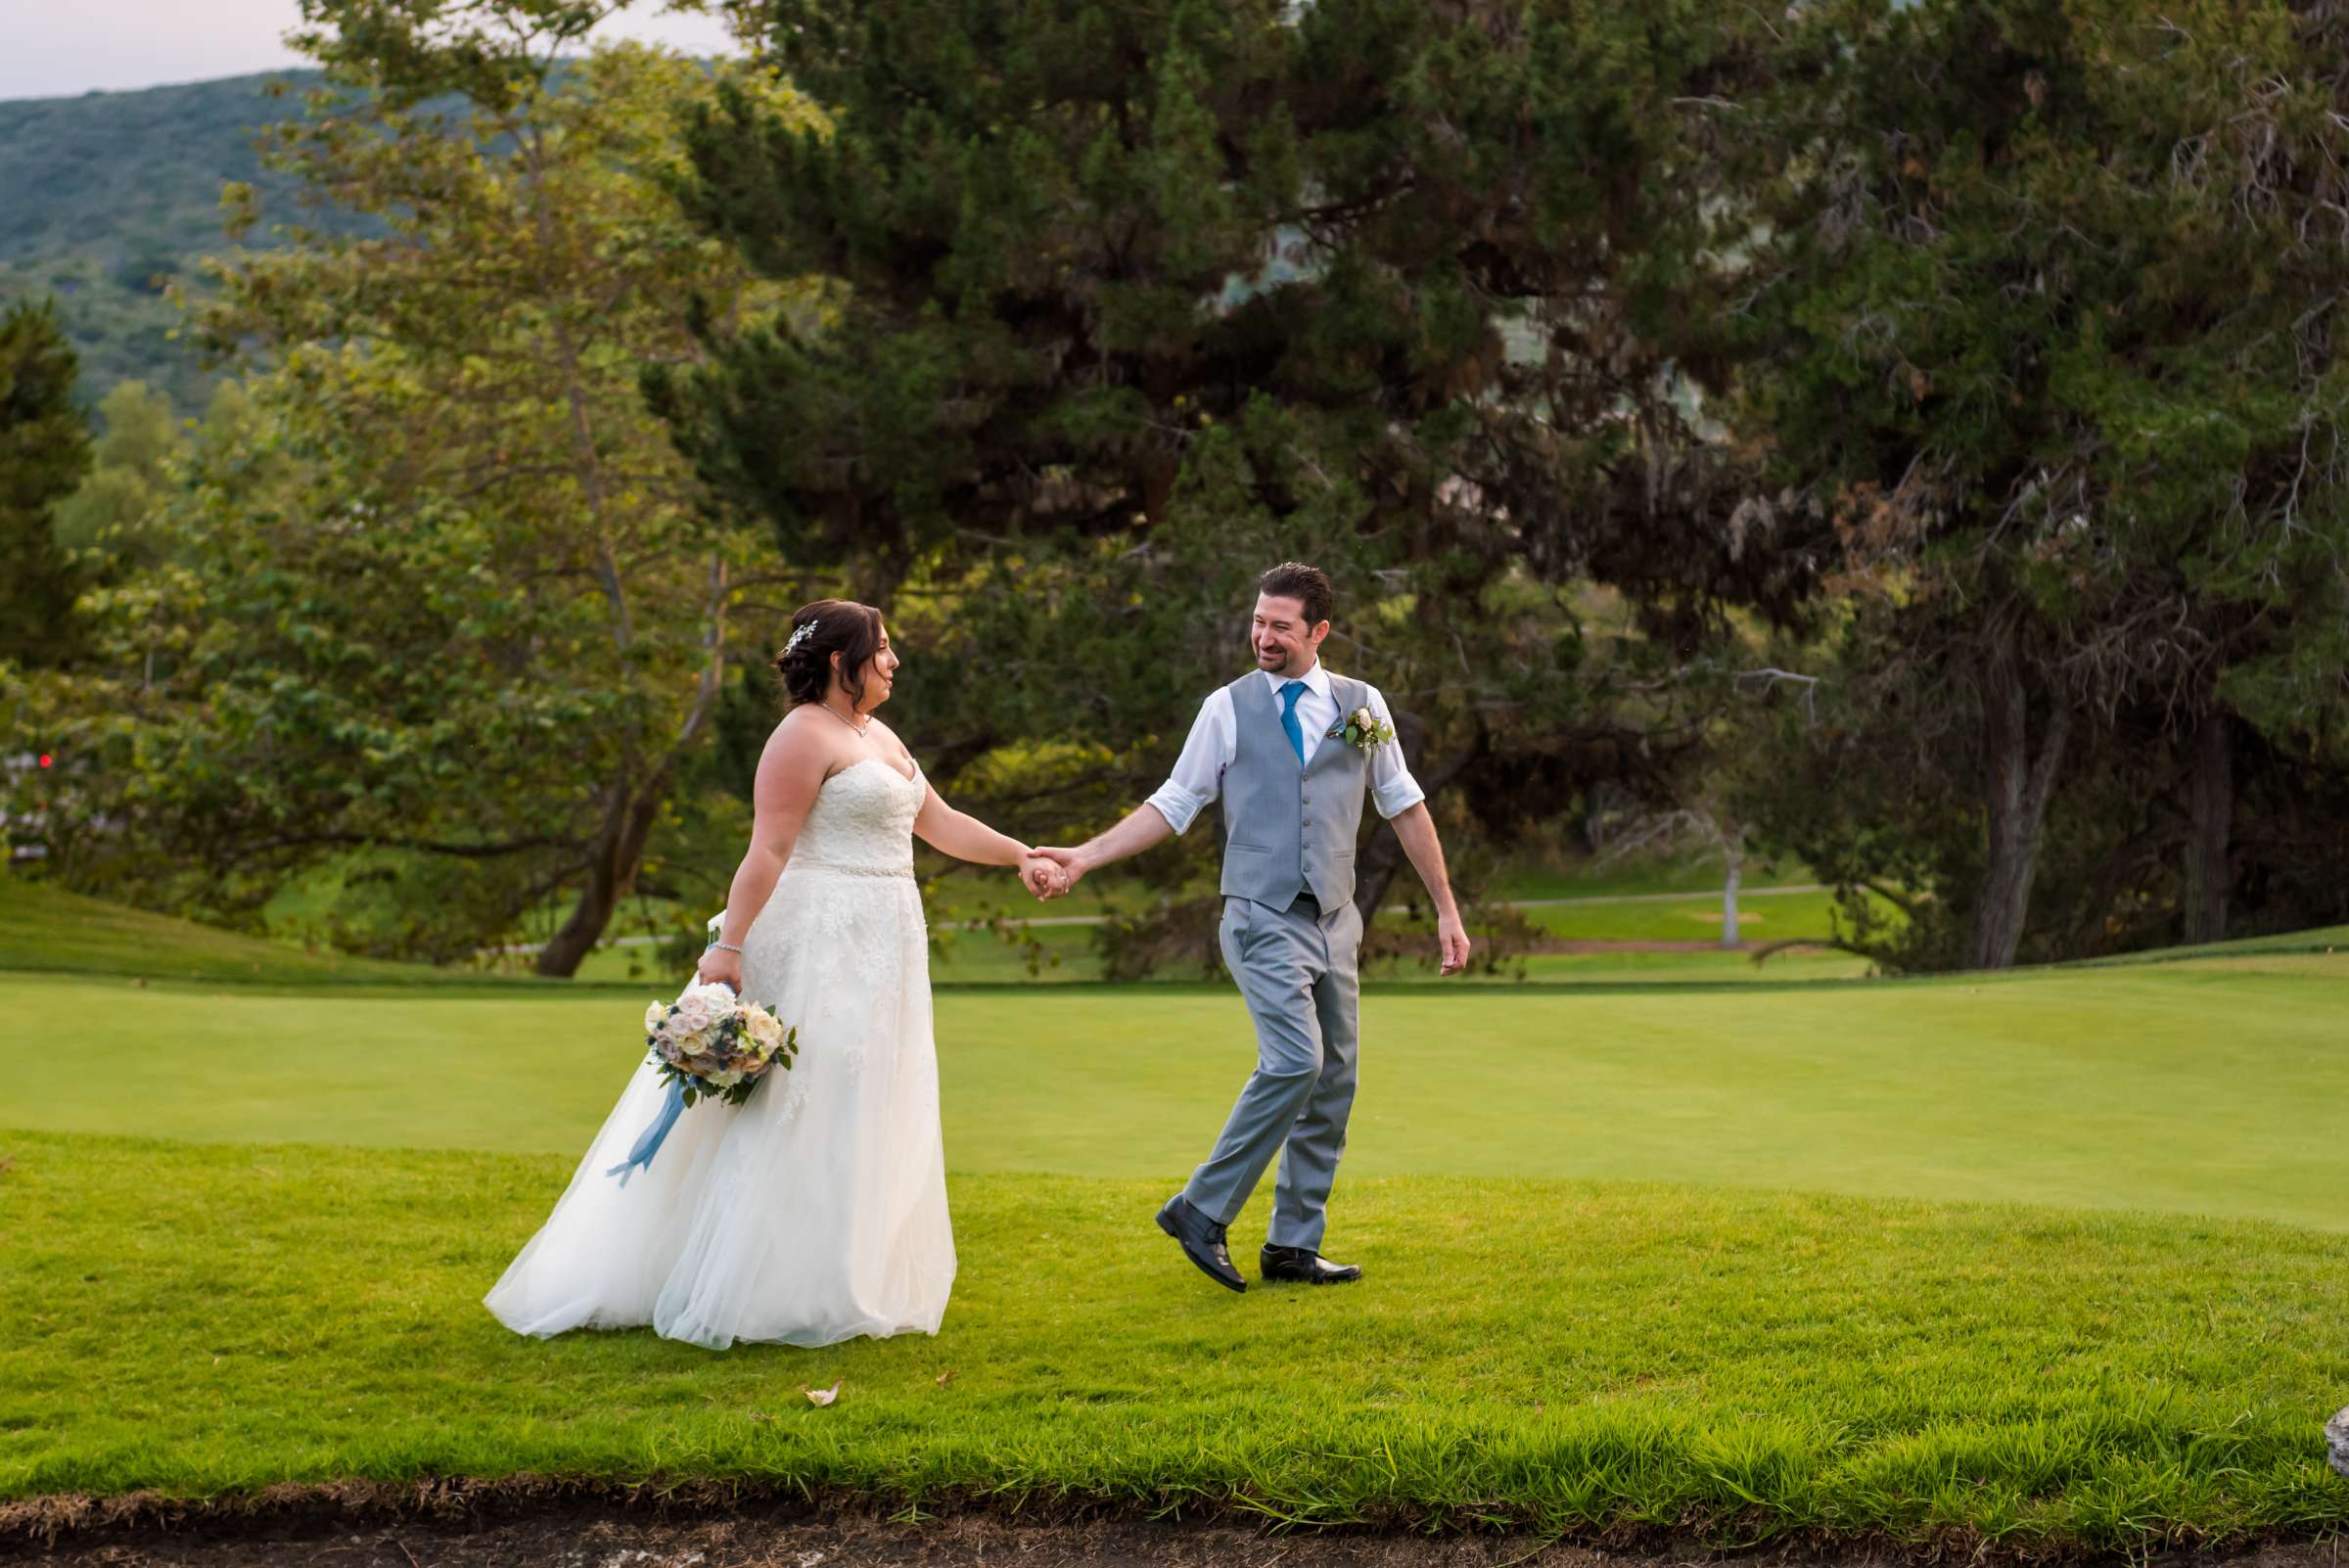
[{"xmin": 1219, "ymin": 670, "xmax": 1372, "ymax": 910}]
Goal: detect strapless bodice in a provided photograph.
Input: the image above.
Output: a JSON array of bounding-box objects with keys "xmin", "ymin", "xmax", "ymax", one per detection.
[{"xmin": 784, "ymin": 757, "xmax": 923, "ymax": 877}]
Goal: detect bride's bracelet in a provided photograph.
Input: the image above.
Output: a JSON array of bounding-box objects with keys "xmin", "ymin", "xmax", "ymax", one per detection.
[{"xmin": 706, "ymin": 941, "xmax": 744, "ymax": 955}]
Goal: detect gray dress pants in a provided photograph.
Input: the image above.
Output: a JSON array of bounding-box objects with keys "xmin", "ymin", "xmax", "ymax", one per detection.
[{"xmin": 1182, "ymin": 891, "xmax": 1363, "ymax": 1251}]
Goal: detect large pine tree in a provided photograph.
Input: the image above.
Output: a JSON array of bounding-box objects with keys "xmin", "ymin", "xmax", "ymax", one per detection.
[{"xmin": 654, "ymin": 0, "xmax": 1816, "ymax": 937}]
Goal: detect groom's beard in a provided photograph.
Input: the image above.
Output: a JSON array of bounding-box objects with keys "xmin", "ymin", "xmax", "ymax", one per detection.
[{"xmin": 1256, "ymin": 643, "xmax": 1308, "ymax": 676}]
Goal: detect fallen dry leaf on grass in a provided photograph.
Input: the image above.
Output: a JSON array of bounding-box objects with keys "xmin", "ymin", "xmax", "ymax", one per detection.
[
  {"xmin": 805, "ymin": 1380, "xmax": 842, "ymax": 1407},
  {"xmin": 935, "ymin": 1370, "xmax": 954, "ymax": 1387}
]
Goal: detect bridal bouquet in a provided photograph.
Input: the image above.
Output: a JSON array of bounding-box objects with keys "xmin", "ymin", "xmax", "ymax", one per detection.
[
  {"xmin": 645, "ymin": 980, "xmax": 798, "ymax": 1107},
  {"xmin": 608, "ymin": 980, "xmax": 797, "ymax": 1185}
]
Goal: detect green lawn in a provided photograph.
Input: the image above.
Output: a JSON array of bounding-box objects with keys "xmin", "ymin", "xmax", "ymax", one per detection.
[
  {"xmin": 2, "ymin": 955, "xmax": 2344, "ymax": 1226},
  {"xmin": 5, "ymin": 1130, "xmax": 2346, "ymax": 1545},
  {"xmin": 1512, "ymin": 885, "xmax": 1847, "ymax": 942},
  {"xmin": 8, "ymin": 877, "xmax": 2349, "ymax": 1545}
]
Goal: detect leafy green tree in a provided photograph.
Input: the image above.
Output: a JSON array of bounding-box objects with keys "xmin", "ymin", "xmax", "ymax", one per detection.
[
  {"xmin": 0, "ymin": 300, "xmax": 92, "ymax": 670},
  {"xmin": 13, "ymin": 9, "xmax": 818, "ymax": 972},
  {"xmin": 51, "ymin": 379, "xmax": 183, "ymax": 566}
]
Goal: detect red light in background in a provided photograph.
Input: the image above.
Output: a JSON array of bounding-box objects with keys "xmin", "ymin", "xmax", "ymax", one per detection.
[{"xmin": 37, "ymin": 755, "xmax": 52, "ymax": 768}]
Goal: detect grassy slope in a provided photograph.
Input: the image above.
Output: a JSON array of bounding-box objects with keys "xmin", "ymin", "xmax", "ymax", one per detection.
[
  {"xmin": 3, "ymin": 1130, "xmax": 2344, "ymax": 1543},
  {"xmin": 0, "ymin": 878, "xmax": 532, "ymax": 987}
]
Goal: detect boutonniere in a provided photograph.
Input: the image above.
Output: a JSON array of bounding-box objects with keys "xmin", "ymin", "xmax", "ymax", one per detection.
[{"xmin": 1326, "ymin": 706, "xmax": 1396, "ymax": 750}]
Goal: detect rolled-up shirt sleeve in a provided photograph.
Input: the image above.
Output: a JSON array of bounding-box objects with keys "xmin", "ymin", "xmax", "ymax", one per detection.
[
  {"xmin": 1363, "ymin": 684, "xmax": 1427, "ymax": 819},
  {"xmin": 1143, "ymin": 689, "xmax": 1234, "ymax": 835}
]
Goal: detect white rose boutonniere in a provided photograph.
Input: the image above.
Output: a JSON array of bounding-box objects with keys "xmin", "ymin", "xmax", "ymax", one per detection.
[{"xmin": 1327, "ymin": 706, "xmax": 1396, "ymax": 751}]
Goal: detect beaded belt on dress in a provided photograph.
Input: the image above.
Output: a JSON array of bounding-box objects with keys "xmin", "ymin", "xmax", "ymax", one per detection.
[{"xmin": 785, "ymin": 858, "xmax": 916, "ymax": 880}]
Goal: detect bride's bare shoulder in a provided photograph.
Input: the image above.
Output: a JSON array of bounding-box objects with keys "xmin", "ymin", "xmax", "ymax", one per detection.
[
  {"xmin": 767, "ymin": 704, "xmax": 822, "ymax": 745},
  {"xmin": 757, "ymin": 708, "xmax": 847, "ymax": 787}
]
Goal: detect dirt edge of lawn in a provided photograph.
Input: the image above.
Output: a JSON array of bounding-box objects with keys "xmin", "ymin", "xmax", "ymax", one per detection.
[{"xmin": 4, "ymin": 1481, "xmax": 2344, "ymax": 1567}]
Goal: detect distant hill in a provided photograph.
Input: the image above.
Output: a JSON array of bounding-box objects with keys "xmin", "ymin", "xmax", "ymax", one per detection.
[{"xmin": 0, "ymin": 70, "xmax": 335, "ymax": 413}]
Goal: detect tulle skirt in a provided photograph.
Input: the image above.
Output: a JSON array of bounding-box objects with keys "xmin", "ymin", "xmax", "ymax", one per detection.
[{"xmin": 484, "ymin": 868, "xmax": 954, "ymax": 1349}]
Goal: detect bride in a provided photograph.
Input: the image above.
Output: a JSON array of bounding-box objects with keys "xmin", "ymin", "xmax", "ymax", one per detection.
[{"xmin": 485, "ymin": 599, "xmax": 1062, "ymax": 1350}]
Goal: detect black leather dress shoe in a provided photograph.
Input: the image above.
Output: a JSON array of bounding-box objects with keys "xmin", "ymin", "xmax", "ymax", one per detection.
[
  {"xmin": 1261, "ymin": 1244, "xmax": 1362, "ymax": 1285},
  {"xmin": 1156, "ymin": 1193, "xmax": 1246, "ymax": 1292}
]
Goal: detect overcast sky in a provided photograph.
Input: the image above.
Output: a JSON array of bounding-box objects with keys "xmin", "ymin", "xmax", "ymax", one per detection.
[{"xmin": 2, "ymin": 1, "xmax": 740, "ymax": 101}]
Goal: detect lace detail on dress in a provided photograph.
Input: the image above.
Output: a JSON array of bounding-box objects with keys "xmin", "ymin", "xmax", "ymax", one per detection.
[
  {"xmin": 731, "ymin": 758, "xmax": 927, "ymax": 1020},
  {"xmin": 785, "ymin": 758, "xmax": 922, "ymax": 875},
  {"xmin": 764, "ymin": 1057, "xmax": 816, "ymax": 1124},
  {"xmin": 735, "ymin": 755, "xmax": 927, "ymax": 1101}
]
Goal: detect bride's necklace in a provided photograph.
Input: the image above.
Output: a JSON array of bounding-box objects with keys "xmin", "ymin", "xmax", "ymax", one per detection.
[{"xmin": 818, "ymin": 698, "xmax": 870, "ymax": 735}]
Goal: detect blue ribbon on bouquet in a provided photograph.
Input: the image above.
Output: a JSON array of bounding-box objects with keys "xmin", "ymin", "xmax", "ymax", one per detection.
[
  {"xmin": 606, "ymin": 910, "xmax": 731, "ymax": 1188},
  {"xmin": 607, "ymin": 1078, "xmax": 688, "ymax": 1187}
]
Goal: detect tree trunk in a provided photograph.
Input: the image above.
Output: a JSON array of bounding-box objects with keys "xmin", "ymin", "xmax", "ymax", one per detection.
[
  {"xmin": 535, "ymin": 776, "xmax": 669, "ymax": 978},
  {"xmin": 1966, "ymin": 644, "xmax": 2072, "ymax": 972},
  {"xmin": 535, "ymin": 867, "xmax": 620, "ymax": 979},
  {"xmin": 536, "ymin": 558, "xmax": 732, "ymax": 978},
  {"xmin": 2184, "ymin": 711, "xmax": 2233, "ymax": 946},
  {"xmin": 1351, "ymin": 816, "xmax": 1411, "ymax": 931}
]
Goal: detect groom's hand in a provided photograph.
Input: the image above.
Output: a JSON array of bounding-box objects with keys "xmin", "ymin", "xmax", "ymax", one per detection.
[
  {"xmin": 1019, "ymin": 853, "xmax": 1067, "ymax": 900},
  {"xmin": 1034, "ymin": 846, "xmax": 1088, "ymax": 896},
  {"xmin": 1437, "ymin": 913, "xmax": 1472, "ymax": 977}
]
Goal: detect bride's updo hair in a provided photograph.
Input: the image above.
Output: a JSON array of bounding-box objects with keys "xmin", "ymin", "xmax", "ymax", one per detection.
[{"xmin": 774, "ymin": 599, "xmax": 886, "ymax": 710}]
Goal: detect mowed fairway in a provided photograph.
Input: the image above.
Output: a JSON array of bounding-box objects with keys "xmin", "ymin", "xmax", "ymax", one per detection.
[
  {"xmin": 2, "ymin": 955, "xmax": 2344, "ymax": 1226},
  {"xmin": 4, "ymin": 941, "xmax": 2349, "ymax": 1545}
]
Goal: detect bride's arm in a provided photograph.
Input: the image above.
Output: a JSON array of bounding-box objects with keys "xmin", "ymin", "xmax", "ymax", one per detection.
[
  {"xmin": 912, "ymin": 785, "xmax": 1036, "ymax": 868},
  {"xmin": 697, "ymin": 719, "xmax": 827, "ymax": 987}
]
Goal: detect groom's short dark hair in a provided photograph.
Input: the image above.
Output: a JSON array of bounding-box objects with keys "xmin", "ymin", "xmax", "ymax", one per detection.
[{"xmin": 1258, "ymin": 562, "xmax": 1333, "ymax": 626}]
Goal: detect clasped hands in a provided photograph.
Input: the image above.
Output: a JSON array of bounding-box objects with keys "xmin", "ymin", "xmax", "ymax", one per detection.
[{"xmin": 1017, "ymin": 847, "xmax": 1082, "ymax": 901}]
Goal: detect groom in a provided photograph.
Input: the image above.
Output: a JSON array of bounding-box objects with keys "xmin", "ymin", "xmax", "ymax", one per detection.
[{"xmin": 1031, "ymin": 563, "xmax": 1469, "ymax": 1293}]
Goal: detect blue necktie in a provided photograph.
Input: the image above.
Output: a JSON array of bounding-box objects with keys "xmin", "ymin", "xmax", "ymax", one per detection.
[{"xmin": 1278, "ymin": 679, "xmax": 1307, "ymax": 764}]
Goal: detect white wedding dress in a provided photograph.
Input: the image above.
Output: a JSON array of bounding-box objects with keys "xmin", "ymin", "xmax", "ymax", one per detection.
[{"xmin": 484, "ymin": 757, "xmax": 955, "ymax": 1350}]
